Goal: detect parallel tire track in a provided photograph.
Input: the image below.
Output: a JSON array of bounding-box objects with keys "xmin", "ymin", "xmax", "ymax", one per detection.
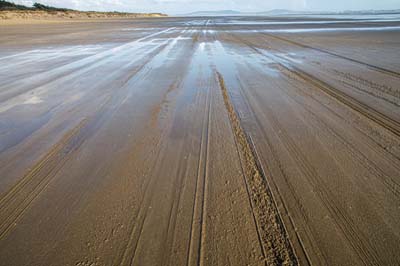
[
  {"xmin": 116, "ymin": 82, "xmax": 184, "ymax": 266},
  {"xmin": 231, "ymin": 33, "xmax": 400, "ymax": 138},
  {"xmin": 186, "ymin": 84, "xmax": 211, "ymax": 266},
  {"xmin": 198, "ymin": 85, "xmax": 211, "ymax": 266},
  {"xmin": 0, "ymin": 85, "xmax": 123, "ymax": 241},
  {"xmin": 229, "ymin": 65, "xmax": 382, "ymax": 265},
  {"xmin": 253, "ymin": 42, "xmax": 400, "ymax": 197},
  {"xmin": 225, "ymin": 34, "xmax": 392, "ymax": 265},
  {"xmin": 117, "ymin": 142, "xmax": 165, "ymax": 266},
  {"xmin": 279, "ymin": 83, "xmax": 400, "ymax": 198},
  {"xmin": 234, "ymin": 76, "xmax": 316, "ymax": 266},
  {"xmin": 234, "ymin": 70, "xmax": 382, "ymax": 265},
  {"xmin": 261, "ymin": 32, "xmax": 400, "ymax": 79},
  {"xmin": 0, "ymin": 37, "xmax": 170, "ymax": 242},
  {"xmin": 264, "ymin": 107, "xmax": 382, "ymax": 266},
  {"xmin": 162, "ymin": 155, "xmax": 192, "ymax": 265},
  {"xmin": 278, "ymin": 66, "xmax": 400, "ymax": 164},
  {"xmin": 285, "ymin": 65, "xmax": 400, "ymax": 138},
  {"xmin": 0, "ymin": 27, "xmax": 176, "ymax": 104},
  {"xmin": 0, "ymin": 119, "xmax": 88, "ymax": 240},
  {"xmin": 113, "ymin": 79, "xmax": 177, "ymax": 265},
  {"xmin": 217, "ymin": 72, "xmax": 298, "ymax": 266}
]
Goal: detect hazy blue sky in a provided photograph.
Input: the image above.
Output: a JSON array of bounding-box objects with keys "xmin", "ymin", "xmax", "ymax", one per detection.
[{"xmin": 13, "ymin": 0, "xmax": 400, "ymax": 14}]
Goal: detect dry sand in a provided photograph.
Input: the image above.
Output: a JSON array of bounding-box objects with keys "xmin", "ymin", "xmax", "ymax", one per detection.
[
  {"xmin": 0, "ymin": 16, "xmax": 399, "ymax": 265},
  {"xmin": 0, "ymin": 10, "xmax": 166, "ymax": 23}
]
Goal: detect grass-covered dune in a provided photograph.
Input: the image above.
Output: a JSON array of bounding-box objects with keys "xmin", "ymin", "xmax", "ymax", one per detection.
[{"xmin": 0, "ymin": 0, "xmax": 167, "ymax": 20}]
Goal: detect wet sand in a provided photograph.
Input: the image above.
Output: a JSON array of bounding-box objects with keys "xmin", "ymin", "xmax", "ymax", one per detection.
[{"xmin": 0, "ymin": 16, "xmax": 399, "ymax": 265}]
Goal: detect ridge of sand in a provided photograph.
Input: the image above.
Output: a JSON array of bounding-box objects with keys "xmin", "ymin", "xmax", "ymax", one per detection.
[{"xmin": 0, "ymin": 10, "xmax": 167, "ymax": 24}]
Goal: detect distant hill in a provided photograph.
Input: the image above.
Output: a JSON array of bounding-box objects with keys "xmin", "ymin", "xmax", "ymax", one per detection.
[
  {"xmin": 183, "ymin": 10, "xmax": 242, "ymax": 16},
  {"xmin": 258, "ymin": 9, "xmax": 297, "ymax": 15},
  {"xmin": 180, "ymin": 9, "xmax": 311, "ymax": 17},
  {"xmin": 180, "ymin": 8, "xmax": 400, "ymax": 17},
  {"xmin": 338, "ymin": 9, "xmax": 400, "ymax": 15}
]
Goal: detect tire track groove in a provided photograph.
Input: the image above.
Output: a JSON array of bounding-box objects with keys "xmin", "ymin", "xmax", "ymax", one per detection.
[
  {"xmin": 217, "ymin": 72, "xmax": 298, "ymax": 266},
  {"xmin": 198, "ymin": 84, "xmax": 211, "ymax": 266},
  {"xmin": 231, "ymin": 33, "xmax": 400, "ymax": 138},
  {"xmin": 285, "ymin": 66, "xmax": 400, "ymax": 138},
  {"xmin": 235, "ymin": 73, "xmax": 382, "ymax": 264},
  {"xmin": 0, "ymin": 118, "xmax": 88, "ymax": 240},
  {"xmin": 234, "ymin": 76, "xmax": 323, "ymax": 266},
  {"xmin": 116, "ymin": 138, "xmax": 166, "ymax": 266},
  {"xmin": 220, "ymin": 34, "xmax": 388, "ymax": 265},
  {"xmin": 186, "ymin": 85, "xmax": 211, "ymax": 266},
  {"xmin": 0, "ymin": 88, "xmax": 121, "ymax": 241},
  {"xmin": 248, "ymin": 92, "xmax": 382, "ymax": 265},
  {"xmin": 267, "ymin": 66, "xmax": 400, "ymax": 198},
  {"xmin": 261, "ymin": 32, "xmax": 400, "ymax": 79}
]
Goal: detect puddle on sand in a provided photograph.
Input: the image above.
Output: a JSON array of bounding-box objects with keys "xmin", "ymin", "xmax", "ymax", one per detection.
[
  {"xmin": 175, "ymin": 41, "xmax": 214, "ymax": 108},
  {"xmin": 149, "ymin": 36, "xmax": 192, "ymax": 69},
  {"xmin": 0, "ymin": 45, "xmax": 107, "ymax": 63},
  {"xmin": 23, "ymin": 96, "xmax": 43, "ymax": 105},
  {"xmin": 211, "ymin": 40, "xmax": 280, "ymax": 78}
]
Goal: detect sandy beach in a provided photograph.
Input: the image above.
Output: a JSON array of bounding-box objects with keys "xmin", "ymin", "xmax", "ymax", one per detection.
[{"xmin": 0, "ymin": 16, "xmax": 399, "ymax": 265}]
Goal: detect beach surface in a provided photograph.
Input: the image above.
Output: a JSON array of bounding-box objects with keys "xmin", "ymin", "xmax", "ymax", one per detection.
[{"xmin": 0, "ymin": 16, "xmax": 400, "ymax": 265}]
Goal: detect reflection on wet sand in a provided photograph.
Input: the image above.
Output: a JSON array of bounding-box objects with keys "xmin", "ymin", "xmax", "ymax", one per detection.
[{"xmin": 0, "ymin": 16, "xmax": 399, "ymax": 266}]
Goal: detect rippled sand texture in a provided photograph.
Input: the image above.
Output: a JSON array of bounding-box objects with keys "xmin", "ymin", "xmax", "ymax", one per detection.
[{"xmin": 0, "ymin": 16, "xmax": 400, "ymax": 266}]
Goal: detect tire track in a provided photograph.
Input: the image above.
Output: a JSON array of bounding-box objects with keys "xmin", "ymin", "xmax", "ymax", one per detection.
[
  {"xmin": 217, "ymin": 72, "xmax": 298, "ymax": 266},
  {"xmin": 236, "ymin": 76, "xmax": 383, "ymax": 265},
  {"xmin": 116, "ymin": 27, "xmax": 203, "ymax": 265},
  {"xmin": 162, "ymin": 155, "xmax": 192, "ymax": 266},
  {"xmin": 216, "ymin": 35, "xmax": 394, "ymax": 265},
  {"xmin": 224, "ymin": 94, "xmax": 269, "ymax": 265},
  {"xmin": 186, "ymin": 84, "xmax": 211, "ymax": 266},
  {"xmin": 216, "ymin": 73, "xmax": 269, "ymax": 266},
  {"xmin": 240, "ymin": 59, "xmax": 389, "ymax": 263},
  {"xmin": 282, "ymin": 67, "xmax": 400, "ymax": 162},
  {"xmin": 0, "ymin": 87, "xmax": 124, "ymax": 241},
  {"xmin": 239, "ymin": 70, "xmax": 382, "ymax": 266},
  {"xmin": 232, "ymin": 33, "xmax": 400, "ymax": 138},
  {"xmin": 260, "ymin": 32, "xmax": 400, "ymax": 79},
  {"xmin": 117, "ymin": 141, "xmax": 166, "ymax": 266},
  {"xmin": 212, "ymin": 39, "xmax": 313, "ymax": 265},
  {"xmin": 266, "ymin": 107, "xmax": 382, "ymax": 266},
  {"xmin": 0, "ymin": 35, "xmax": 180, "ymax": 242},
  {"xmin": 0, "ymin": 41, "xmax": 164, "ymax": 173},
  {"xmin": 115, "ymin": 82, "xmax": 183, "ymax": 266},
  {"xmin": 0, "ymin": 118, "xmax": 88, "ymax": 240},
  {"xmin": 199, "ymin": 86, "xmax": 211, "ymax": 266},
  {"xmin": 0, "ymin": 27, "xmax": 176, "ymax": 104},
  {"xmin": 284, "ymin": 65, "xmax": 400, "ymax": 138},
  {"xmin": 331, "ymin": 70, "xmax": 400, "ymax": 106},
  {"xmin": 275, "ymin": 75, "xmax": 400, "ymax": 198},
  {"xmin": 186, "ymin": 22, "xmax": 212, "ymax": 266},
  {"xmin": 234, "ymin": 76, "xmax": 317, "ymax": 266},
  {"xmin": 111, "ymin": 87, "xmax": 176, "ymax": 265}
]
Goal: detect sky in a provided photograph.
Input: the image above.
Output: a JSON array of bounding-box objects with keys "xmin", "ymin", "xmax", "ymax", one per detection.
[{"xmin": 12, "ymin": 0, "xmax": 400, "ymax": 14}]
